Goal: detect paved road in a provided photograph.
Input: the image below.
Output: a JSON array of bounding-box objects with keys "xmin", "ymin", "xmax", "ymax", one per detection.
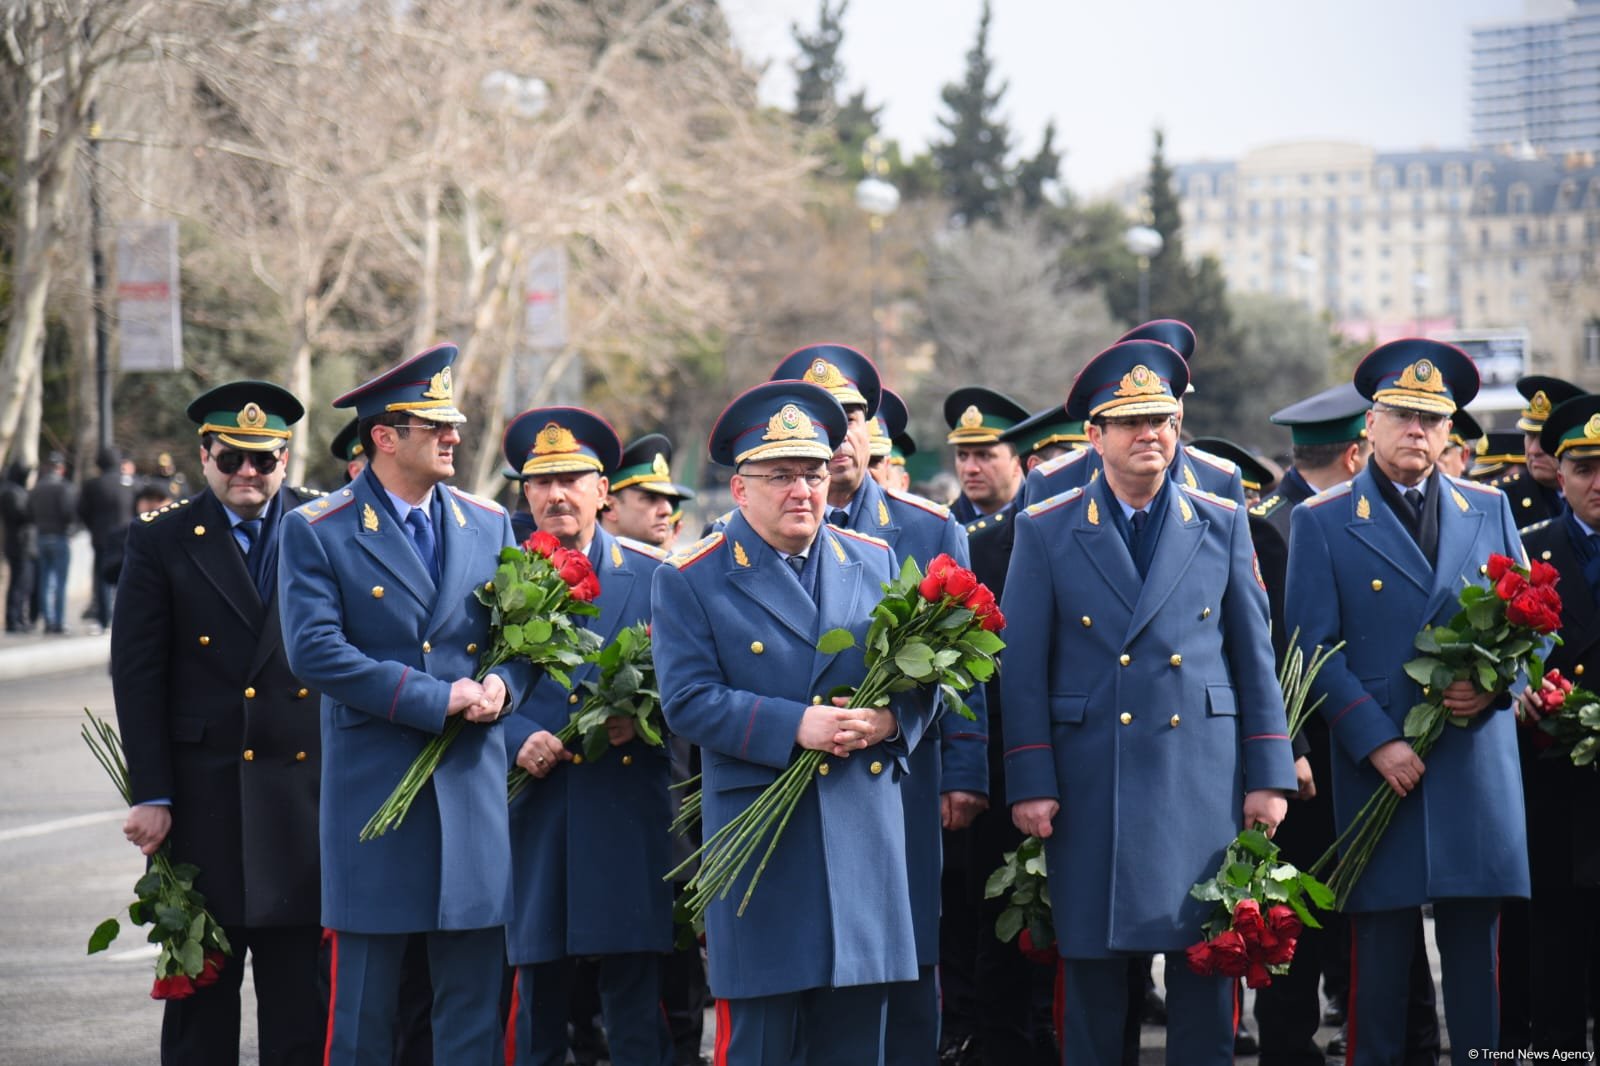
[{"xmin": 0, "ymin": 668, "xmax": 265, "ymax": 1065}]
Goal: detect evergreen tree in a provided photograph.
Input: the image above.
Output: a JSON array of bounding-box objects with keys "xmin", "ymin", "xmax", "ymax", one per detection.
[
  {"xmin": 1014, "ymin": 120, "xmax": 1063, "ymax": 214},
  {"xmin": 792, "ymin": 0, "xmax": 847, "ymax": 128},
  {"xmin": 930, "ymin": 0, "xmax": 1012, "ymax": 226}
]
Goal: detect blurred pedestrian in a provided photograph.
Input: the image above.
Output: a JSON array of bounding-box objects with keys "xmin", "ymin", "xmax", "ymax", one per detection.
[
  {"xmin": 78, "ymin": 445, "xmax": 136, "ymax": 632},
  {"xmin": 1, "ymin": 460, "xmax": 37, "ymax": 633},
  {"xmin": 29, "ymin": 452, "xmax": 76, "ymax": 634}
]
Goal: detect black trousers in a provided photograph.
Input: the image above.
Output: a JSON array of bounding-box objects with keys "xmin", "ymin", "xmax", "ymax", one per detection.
[
  {"xmin": 3, "ymin": 546, "xmax": 34, "ymax": 629},
  {"xmin": 160, "ymin": 923, "xmax": 324, "ymax": 1066}
]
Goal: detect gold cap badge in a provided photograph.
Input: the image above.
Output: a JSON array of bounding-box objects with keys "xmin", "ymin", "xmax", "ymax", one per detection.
[
  {"xmin": 423, "ymin": 366, "xmax": 453, "ymax": 402},
  {"xmin": 534, "ymin": 422, "xmax": 579, "ymax": 455},
  {"xmin": 238, "ymin": 402, "xmax": 267, "ymax": 430},
  {"xmin": 764, "ymin": 403, "xmax": 817, "ymax": 443},
  {"xmin": 959, "ymin": 404, "xmax": 983, "ymax": 429}
]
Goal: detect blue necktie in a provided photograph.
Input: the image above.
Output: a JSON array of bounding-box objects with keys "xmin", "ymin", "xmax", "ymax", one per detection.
[
  {"xmin": 1584, "ymin": 534, "xmax": 1600, "ymax": 600},
  {"xmin": 235, "ymin": 518, "xmax": 261, "ymax": 558},
  {"xmin": 406, "ymin": 508, "xmax": 439, "ymax": 585},
  {"xmin": 827, "ymin": 508, "xmax": 850, "ymax": 528}
]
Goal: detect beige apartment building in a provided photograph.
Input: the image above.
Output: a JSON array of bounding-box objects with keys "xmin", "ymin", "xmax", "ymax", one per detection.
[{"xmin": 1118, "ymin": 140, "xmax": 1600, "ymax": 397}]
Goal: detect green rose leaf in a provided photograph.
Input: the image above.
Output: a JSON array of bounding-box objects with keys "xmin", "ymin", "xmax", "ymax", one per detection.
[
  {"xmin": 87, "ymin": 918, "xmax": 120, "ymax": 954},
  {"xmin": 817, "ymin": 629, "xmax": 858, "ymax": 655}
]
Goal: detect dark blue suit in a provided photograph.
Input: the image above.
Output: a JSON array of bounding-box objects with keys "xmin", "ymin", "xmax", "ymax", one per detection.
[
  {"xmin": 1285, "ymin": 467, "xmax": 1530, "ymax": 1063},
  {"xmin": 280, "ymin": 469, "xmax": 535, "ymax": 1066},
  {"xmin": 651, "ymin": 513, "xmax": 938, "ymax": 1065},
  {"xmin": 504, "ymin": 528, "xmax": 671, "ymax": 1066},
  {"xmin": 1001, "ymin": 476, "xmax": 1296, "ymax": 1065}
]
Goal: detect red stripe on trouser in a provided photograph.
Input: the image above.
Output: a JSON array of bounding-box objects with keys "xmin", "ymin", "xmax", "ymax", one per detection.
[
  {"xmin": 1052, "ymin": 958, "xmax": 1065, "ymax": 1058},
  {"xmin": 1347, "ymin": 916, "xmax": 1360, "ymax": 1064},
  {"xmin": 1232, "ymin": 979, "xmax": 1240, "ymax": 1034},
  {"xmin": 714, "ymin": 998, "xmax": 732, "ymax": 1066},
  {"xmin": 322, "ymin": 929, "xmax": 339, "ymax": 1066},
  {"xmin": 505, "ymin": 969, "xmax": 520, "ymax": 1066}
]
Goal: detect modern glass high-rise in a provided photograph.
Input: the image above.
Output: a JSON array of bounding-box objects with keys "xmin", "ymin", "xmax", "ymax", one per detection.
[{"xmin": 1471, "ymin": 0, "xmax": 1600, "ymax": 155}]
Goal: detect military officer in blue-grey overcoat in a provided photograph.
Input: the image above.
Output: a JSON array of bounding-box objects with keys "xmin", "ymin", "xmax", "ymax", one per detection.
[
  {"xmin": 279, "ymin": 342, "xmax": 536, "ymax": 1066},
  {"xmin": 498, "ymin": 406, "xmax": 673, "ymax": 1066},
  {"xmin": 1286, "ymin": 338, "xmax": 1530, "ymax": 1065},
  {"xmin": 1024, "ymin": 319, "xmax": 1245, "ymax": 511},
  {"xmin": 1002, "ymin": 338, "xmax": 1296, "ymax": 1065},
  {"xmin": 944, "ymin": 386, "xmax": 1029, "ymax": 524},
  {"xmin": 769, "ymin": 343, "xmax": 986, "ymax": 1064},
  {"xmin": 651, "ymin": 380, "xmax": 939, "ymax": 1065}
]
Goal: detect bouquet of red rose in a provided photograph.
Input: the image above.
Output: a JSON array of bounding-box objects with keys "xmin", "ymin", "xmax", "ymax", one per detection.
[
  {"xmin": 1184, "ymin": 826, "xmax": 1331, "ymax": 987},
  {"xmin": 81, "ymin": 711, "xmax": 232, "ymax": 1000},
  {"xmin": 983, "ymin": 834, "xmax": 1056, "ymax": 964},
  {"xmin": 666, "ymin": 553, "xmax": 1002, "ymax": 921},
  {"xmin": 1311, "ymin": 552, "xmax": 1560, "ymax": 907},
  {"xmin": 362, "ymin": 530, "xmax": 602, "ymax": 839},
  {"xmin": 1532, "ymin": 669, "xmax": 1600, "ymax": 767},
  {"xmin": 507, "ymin": 621, "xmax": 660, "ymax": 802}
]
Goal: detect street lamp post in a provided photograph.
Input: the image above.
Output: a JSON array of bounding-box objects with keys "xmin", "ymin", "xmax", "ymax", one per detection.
[{"xmin": 1124, "ymin": 224, "xmax": 1164, "ymax": 322}]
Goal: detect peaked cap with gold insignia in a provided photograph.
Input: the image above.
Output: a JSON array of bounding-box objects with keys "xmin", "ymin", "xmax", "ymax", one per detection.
[
  {"xmin": 503, "ymin": 406, "xmax": 623, "ymax": 478},
  {"xmin": 709, "ymin": 380, "xmax": 846, "ymax": 467},
  {"xmin": 770, "ymin": 342, "xmax": 881, "ymax": 417},
  {"xmin": 943, "ymin": 386, "xmax": 1029, "ymax": 445},
  {"xmin": 186, "ymin": 380, "xmax": 303, "ymax": 451},
  {"xmin": 1066, "ymin": 339, "xmax": 1189, "ymax": 421},
  {"xmin": 1353, "ymin": 338, "xmax": 1478, "ymax": 416},
  {"xmin": 334, "ymin": 342, "xmax": 466, "ymax": 424},
  {"xmin": 1515, "ymin": 374, "xmax": 1585, "ymax": 434}
]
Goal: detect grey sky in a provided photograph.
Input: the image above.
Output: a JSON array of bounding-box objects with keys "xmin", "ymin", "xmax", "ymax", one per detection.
[{"xmin": 722, "ymin": 0, "xmax": 1533, "ymax": 197}]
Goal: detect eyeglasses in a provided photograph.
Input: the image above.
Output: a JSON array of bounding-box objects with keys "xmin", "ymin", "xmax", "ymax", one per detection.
[
  {"xmin": 211, "ymin": 449, "xmax": 283, "ymax": 475},
  {"xmin": 738, "ymin": 471, "xmax": 829, "ymax": 490},
  {"xmin": 1376, "ymin": 407, "xmax": 1448, "ymax": 430},
  {"xmin": 392, "ymin": 423, "xmax": 451, "ymax": 434},
  {"xmin": 1100, "ymin": 415, "xmax": 1177, "ymax": 433}
]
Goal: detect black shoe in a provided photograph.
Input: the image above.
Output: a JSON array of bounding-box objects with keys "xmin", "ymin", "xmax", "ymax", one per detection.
[
  {"xmin": 1141, "ymin": 987, "xmax": 1167, "ymax": 1025},
  {"xmin": 1235, "ymin": 1024, "xmax": 1260, "ymax": 1055},
  {"xmin": 1325, "ymin": 1025, "xmax": 1347, "ymax": 1057}
]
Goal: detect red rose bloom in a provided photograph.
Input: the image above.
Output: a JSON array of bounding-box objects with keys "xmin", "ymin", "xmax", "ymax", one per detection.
[
  {"xmin": 524, "ymin": 530, "xmax": 561, "ymax": 558},
  {"xmin": 1496, "ymin": 570, "xmax": 1529, "ymax": 601},
  {"xmin": 1232, "ymin": 898, "xmax": 1265, "ymax": 942},
  {"xmin": 549, "ymin": 548, "xmax": 592, "ymax": 587},
  {"xmin": 980, "ymin": 607, "xmax": 1006, "ymax": 633},
  {"xmin": 1245, "ymin": 960, "xmax": 1274, "ymax": 989},
  {"xmin": 151, "ymin": 974, "xmax": 195, "ymax": 1000},
  {"xmin": 1017, "ymin": 928, "xmax": 1056, "ymax": 965},
  {"xmin": 194, "ymin": 951, "xmax": 225, "ymax": 988},
  {"xmin": 1486, "ymin": 554, "xmax": 1516, "ymax": 582},
  {"xmin": 571, "ymin": 573, "xmax": 601, "ymax": 603},
  {"xmin": 1257, "ymin": 928, "xmax": 1296, "ymax": 966},
  {"xmin": 944, "ymin": 567, "xmax": 978, "ymax": 600},
  {"xmin": 1266, "ymin": 904, "xmax": 1302, "ymax": 940},
  {"xmin": 1208, "ymin": 929, "xmax": 1250, "ymax": 978},
  {"xmin": 963, "ymin": 584, "xmax": 997, "ymax": 617},
  {"xmin": 1508, "ymin": 584, "xmax": 1562, "ymax": 634},
  {"xmin": 1185, "ymin": 939, "xmax": 1217, "ymax": 976},
  {"xmin": 1529, "ymin": 559, "xmax": 1559, "ymax": 588},
  {"xmin": 918, "ymin": 573, "xmax": 946, "ymax": 602}
]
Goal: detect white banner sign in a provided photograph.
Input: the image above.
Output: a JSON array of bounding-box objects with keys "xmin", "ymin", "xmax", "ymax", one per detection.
[{"xmin": 115, "ymin": 220, "xmax": 183, "ymax": 372}]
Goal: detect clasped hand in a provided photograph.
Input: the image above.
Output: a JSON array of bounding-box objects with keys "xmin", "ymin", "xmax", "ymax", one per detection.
[
  {"xmin": 448, "ymin": 673, "xmax": 508, "ymax": 723},
  {"xmin": 797, "ymin": 696, "xmax": 896, "ymax": 757}
]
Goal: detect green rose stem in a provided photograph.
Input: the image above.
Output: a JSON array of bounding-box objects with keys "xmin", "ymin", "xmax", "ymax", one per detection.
[
  {"xmin": 362, "ymin": 549, "xmax": 598, "ymax": 841},
  {"xmin": 668, "ymin": 605, "xmax": 940, "ymax": 920}
]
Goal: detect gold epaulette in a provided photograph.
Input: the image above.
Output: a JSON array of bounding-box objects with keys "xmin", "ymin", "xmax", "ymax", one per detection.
[
  {"xmin": 1248, "ymin": 494, "xmax": 1286, "ymax": 519},
  {"xmin": 138, "ymin": 496, "xmax": 193, "ymax": 523},
  {"xmin": 833, "ymin": 526, "xmax": 891, "ymax": 551},
  {"xmin": 1305, "ymin": 481, "xmax": 1354, "ymax": 508},
  {"xmin": 1450, "ymin": 475, "xmax": 1503, "ymax": 498},
  {"xmin": 885, "ymin": 486, "xmax": 950, "ymax": 520},
  {"xmin": 1520, "ymin": 517, "xmax": 1556, "ymax": 537},
  {"xmin": 1179, "ymin": 483, "xmax": 1238, "ymax": 512},
  {"xmin": 666, "ymin": 532, "xmax": 724, "ymax": 569},
  {"xmin": 617, "ymin": 535, "xmax": 670, "ymax": 562},
  {"xmin": 1035, "ymin": 448, "xmax": 1089, "ymax": 478},
  {"xmin": 1186, "ymin": 445, "xmax": 1239, "ymax": 475},
  {"xmin": 447, "ymin": 485, "xmax": 507, "ymax": 514},
  {"xmin": 1024, "ymin": 487, "xmax": 1085, "ymax": 517}
]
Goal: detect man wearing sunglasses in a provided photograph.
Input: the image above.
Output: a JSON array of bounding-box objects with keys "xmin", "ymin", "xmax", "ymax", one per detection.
[
  {"xmin": 112, "ymin": 380, "xmax": 328, "ymax": 1065},
  {"xmin": 279, "ymin": 342, "xmax": 536, "ymax": 1066}
]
